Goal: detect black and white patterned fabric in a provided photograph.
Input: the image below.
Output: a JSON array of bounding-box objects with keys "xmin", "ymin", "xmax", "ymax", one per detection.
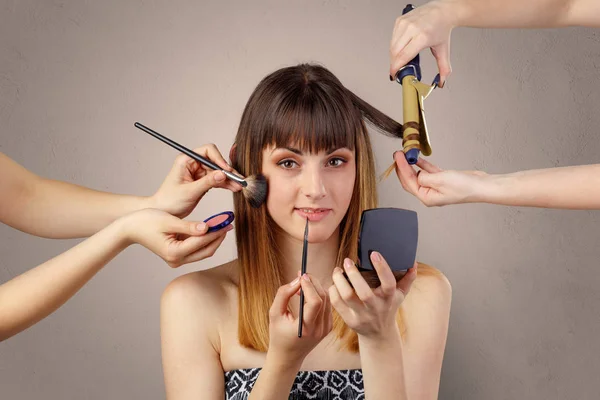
[{"xmin": 224, "ymin": 368, "xmax": 364, "ymax": 399}]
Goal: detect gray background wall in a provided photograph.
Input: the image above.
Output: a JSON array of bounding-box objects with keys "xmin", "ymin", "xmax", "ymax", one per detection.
[{"xmin": 1, "ymin": 1, "xmax": 599, "ymax": 399}]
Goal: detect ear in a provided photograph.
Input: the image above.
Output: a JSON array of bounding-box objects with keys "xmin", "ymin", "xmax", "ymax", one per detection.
[{"xmin": 229, "ymin": 143, "xmax": 237, "ymax": 164}]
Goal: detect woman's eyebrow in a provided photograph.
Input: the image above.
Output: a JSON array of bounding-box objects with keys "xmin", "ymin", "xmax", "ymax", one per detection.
[
  {"xmin": 271, "ymin": 147, "xmax": 303, "ymax": 155},
  {"xmin": 270, "ymin": 146, "xmax": 351, "ymax": 155}
]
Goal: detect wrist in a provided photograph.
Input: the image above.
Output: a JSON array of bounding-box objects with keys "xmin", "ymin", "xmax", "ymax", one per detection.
[
  {"xmin": 264, "ymin": 350, "xmax": 304, "ymax": 374},
  {"xmin": 358, "ymin": 325, "xmax": 402, "ymax": 347},
  {"xmin": 109, "ymin": 214, "xmax": 136, "ymax": 249},
  {"xmin": 442, "ymin": 0, "xmax": 473, "ymax": 27},
  {"xmin": 477, "ymin": 173, "xmax": 510, "ymax": 204},
  {"xmin": 141, "ymin": 194, "xmax": 157, "ymax": 211}
]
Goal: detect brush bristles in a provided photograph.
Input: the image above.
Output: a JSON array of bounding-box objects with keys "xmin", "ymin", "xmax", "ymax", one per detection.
[{"xmin": 242, "ymin": 174, "xmax": 268, "ymax": 208}]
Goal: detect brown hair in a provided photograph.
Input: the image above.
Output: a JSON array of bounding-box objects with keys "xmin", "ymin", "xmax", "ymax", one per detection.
[{"xmin": 231, "ymin": 63, "xmax": 437, "ymax": 352}]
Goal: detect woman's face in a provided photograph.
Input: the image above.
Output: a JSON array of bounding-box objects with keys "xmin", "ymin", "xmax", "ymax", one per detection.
[{"xmin": 262, "ymin": 143, "xmax": 356, "ymax": 243}]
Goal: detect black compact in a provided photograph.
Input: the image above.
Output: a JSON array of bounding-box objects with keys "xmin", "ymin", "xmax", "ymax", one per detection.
[{"xmin": 353, "ymin": 208, "xmax": 419, "ymax": 287}]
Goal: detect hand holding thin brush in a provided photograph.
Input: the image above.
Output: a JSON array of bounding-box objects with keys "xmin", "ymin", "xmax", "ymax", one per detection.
[
  {"xmin": 267, "ymin": 274, "xmax": 332, "ymax": 366},
  {"xmin": 149, "ymin": 143, "xmax": 243, "ymax": 218}
]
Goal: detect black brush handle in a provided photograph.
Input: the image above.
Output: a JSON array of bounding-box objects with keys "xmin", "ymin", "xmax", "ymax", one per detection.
[
  {"xmin": 134, "ymin": 122, "xmax": 247, "ymax": 186},
  {"xmin": 298, "ymin": 219, "xmax": 309, "ymax": 337}
]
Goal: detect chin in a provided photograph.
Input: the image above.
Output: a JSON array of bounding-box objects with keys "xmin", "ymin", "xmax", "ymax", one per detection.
[{"xmin": 305, "ymin": 224, "xmax": 338, "ymax": 243}]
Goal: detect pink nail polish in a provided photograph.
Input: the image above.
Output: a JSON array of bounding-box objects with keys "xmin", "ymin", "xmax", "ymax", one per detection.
[{"xmin": 372, "ymin": 252, "xmax": 382, "ymax": 262}]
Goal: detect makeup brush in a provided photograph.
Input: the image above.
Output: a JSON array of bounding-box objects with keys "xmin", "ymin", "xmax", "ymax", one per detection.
[
  {"xmin": 298, "ymin": 217, "xmax": 309, "ymax": 338},
  {"xmin": 134, "ymin": 122, "xmax": 267, "ymax": 208}
]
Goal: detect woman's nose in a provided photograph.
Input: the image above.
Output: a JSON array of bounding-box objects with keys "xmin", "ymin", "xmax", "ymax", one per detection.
[{"xmin": 300, "ymin": 166, "xmax": 327, "ymax": 201}]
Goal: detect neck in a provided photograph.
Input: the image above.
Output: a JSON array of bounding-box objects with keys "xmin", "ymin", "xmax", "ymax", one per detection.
[{"xmin": 276, "ymin": 227, "xmax": 340, "ymax": 289}]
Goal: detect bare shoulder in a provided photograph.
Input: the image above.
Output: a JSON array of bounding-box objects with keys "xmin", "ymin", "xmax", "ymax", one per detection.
[
  {"xmin": 161, "ymin": 260, "xmax": 239, "ymax": 341},
  {"xmin": 162, "ymin": 259, "xmax": 238, "ymax": 304},
  {"xmin": 402, "ymin": 262, "xmax": 452, "ymax": 340},
  {"xmin": 408, "ymin": 262, "xmax": 451, "ymax": 304}
]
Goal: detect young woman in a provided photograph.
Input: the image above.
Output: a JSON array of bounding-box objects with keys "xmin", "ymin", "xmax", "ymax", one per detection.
[{"xmin": 160, "ymin": 64, "xmax": 452, "ymax": 399}]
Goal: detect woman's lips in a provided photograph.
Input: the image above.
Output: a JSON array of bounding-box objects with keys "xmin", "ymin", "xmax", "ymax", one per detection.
[{"xmin": 294, "ymin": 208, "xmax": 332, "ymax": 222}]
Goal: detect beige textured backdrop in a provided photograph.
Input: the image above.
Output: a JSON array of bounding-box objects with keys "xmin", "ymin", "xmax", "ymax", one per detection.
[{"xmin": 1, "ymin": 1, "xmax": 599, "ymax": 399}]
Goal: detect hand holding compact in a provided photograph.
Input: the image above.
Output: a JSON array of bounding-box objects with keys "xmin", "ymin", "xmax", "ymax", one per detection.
[{"xmin": 329, "ymin": 252, "xmax": 417, "ymax": 340}]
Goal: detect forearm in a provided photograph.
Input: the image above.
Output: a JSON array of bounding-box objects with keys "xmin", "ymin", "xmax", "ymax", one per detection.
[
  {"xmin": 359, "ymin": 328, "xmax": 408, "ymax": 400},
  {"xmin": 248, "ymin": 353, "xmax": 302, "ymax": 400},
  {"xmin": 0, "ymin": 219, "xmax": 129, "ymax": 341},
  {"xmin": 446, "ymin": 0, "xmax": 598, "ymax": 28},
  {"xmin": 19, "ymin": 177, "xmax": 150, "ymax": 238},
  {"xmin": 478, "ymin": 164, "xmax": 600, "ymax": 209}
]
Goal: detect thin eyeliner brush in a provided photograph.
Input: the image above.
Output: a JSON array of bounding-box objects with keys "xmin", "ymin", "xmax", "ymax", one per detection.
[{"xmin": 298, "ymin": 218, "xmax": 309, "ymax": 338}]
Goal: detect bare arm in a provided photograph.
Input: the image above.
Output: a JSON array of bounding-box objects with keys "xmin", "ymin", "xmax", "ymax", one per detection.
[
  {"xmin": 161, "ymin": 274, "xmax": 228, "ymax": 400},
  {"xmin": 482, "ymin": 164, "xmax": 600, "ymax": 209},
  {"xmin": 395, "ymin": 155, "xmax": 600, "ymax": 210},
  {"xmin": 353, "ymin": 266, "xmax": 451, "ymax": 400},
  {"xmin": 358, "ymin": 329, "xmax": 408, "ymax": 399},
  {"xmin": 0, "ymin": 153, "xmax": 149, "ymax": 238},
  {"xmin": 401, "ymin": 270, "xmax": 452, "ymax": 400},
  {"xmin": 0, "ymin": 146, "xmax": 240, "ymax": 239},
  {"xmin": 390, "ymin": 0, "xmax": 599, "ymax": 81},
  {"xmin": 0, "ymin": 209, "xmax": 229, "ymax": 342},
  {"xmin": 452, "ymin": 0, "xmax": 600, "ymax": 28}
]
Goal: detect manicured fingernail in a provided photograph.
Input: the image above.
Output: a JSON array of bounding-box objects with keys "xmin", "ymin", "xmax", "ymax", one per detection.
[
  {"xmin": 371, "ymin": 251, "xmax": 382, "ymax": 262},
  {"xmin": 334, "ymin": 267, "xmax": 343, "ymax": 274},
  {"xmin": 224, "ymin": 225, "xmax": 234, "ymax": 232},
  {"xmin": 302, "ymin": 274, "xmax": 311, "ymax": 281},
  {"xmin": 196, "ymin": 223, "xmax": 207, "ymax": 231},
  {"xmin": 290, "ymin": 277, "xmax": 300, "ymax": 286},
  {"xmin": 389, "ymin": 74, "xmax": 394, "ymax": 81},
  {"xmin": 343, "ymin": 259, "xmax": 353, "ymax": 270},
  {"xmin": 393, "ymin": 151, "xmax": 399, "ymax": 159}
]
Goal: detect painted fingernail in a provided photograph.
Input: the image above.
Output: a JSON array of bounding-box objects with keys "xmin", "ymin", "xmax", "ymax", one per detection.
[
  {"xmin": 343, "ymin": 259, "xmax": 353, "ymax": 270},
  {"xmin": 290, "ymin": 277, "xmax": 300, "ymax": 286},
  {"xmin": 389, "ymin": 74, "xmax": 394, "ymax": 81},
  {"xmin": 372, "ymin": 251, "xmax": 382, "ymax": 262},
  {"xmin": 196, "ymin": 223, "xmax": 207, "ymax": 231},
  {"xmin": 224, "ymin": 225, "xmax": 234, "ymax": 232}
]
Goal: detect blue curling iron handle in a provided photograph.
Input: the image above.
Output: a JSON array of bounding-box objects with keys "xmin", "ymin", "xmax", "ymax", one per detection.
[{"xmin": 396, "ymin": 4, "xmax": 422, "ymax": 83}]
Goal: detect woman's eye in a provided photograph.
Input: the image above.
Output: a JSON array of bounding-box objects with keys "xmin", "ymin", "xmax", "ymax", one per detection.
[
  {"xmin": 277, "ymin": 159, "xmax": 299, "ymax": 169},
  {"xmin": 327, "ymin": 157, "xmax": 346, "ymax": 167}
]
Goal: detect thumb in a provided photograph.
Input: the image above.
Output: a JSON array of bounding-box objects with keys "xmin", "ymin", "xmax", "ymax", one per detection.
[
  {"xmin": 170, "ymin": 218, "xmax": 209, "ymax": 237},
  {"xmin": 432, "ymin": 43, "xmax": 452, "ymax": 87},
  {"xmin": 396, "ymin": 263, "xmax": 418, "ymax": 297},
  {"xmin": 417, "ymin": 170, "xmax": 443, "ymax": 189}
]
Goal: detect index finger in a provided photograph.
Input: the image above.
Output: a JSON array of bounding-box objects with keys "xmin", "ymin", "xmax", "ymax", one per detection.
[
  {"xmin": 394, "ymin": 151, "xmax": 419, "ymax": 195},
  {"xmin": 270, "ymin": 278, "xmax": 302, "ymax": 317},
  {"xmin": 193, "ymin": 144, "xmax": 234, "ymax": 173}
]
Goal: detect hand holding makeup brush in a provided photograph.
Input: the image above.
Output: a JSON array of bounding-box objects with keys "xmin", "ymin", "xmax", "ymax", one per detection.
[
  {"xmin": 149, "ymin": 143, "xmax": 243, "ymax": 218},
  {"xmin": 264, "ymin": 275, "xmax": 332, "ymax": 362},
  {"xmin": 247, "ymin": 274, "xmax": 332, "ymax": 397}
]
